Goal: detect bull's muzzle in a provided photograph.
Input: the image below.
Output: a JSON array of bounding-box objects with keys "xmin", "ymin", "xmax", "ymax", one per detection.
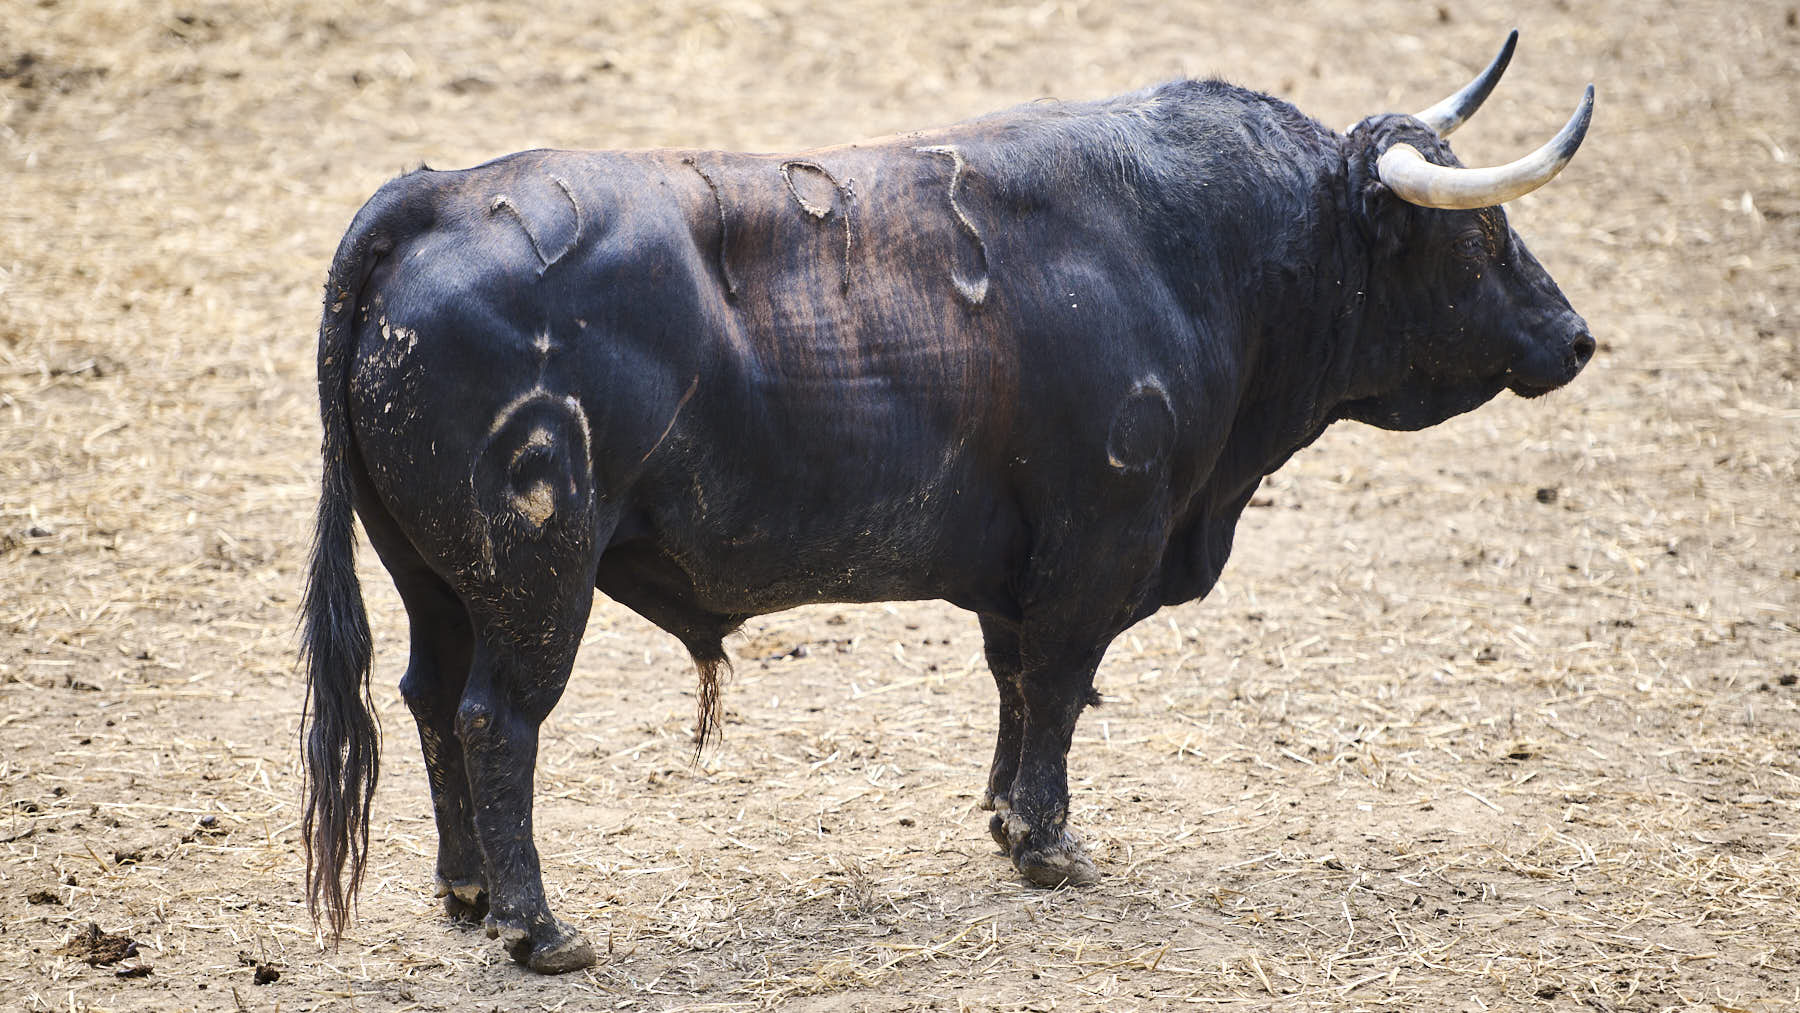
[{"xmin": 1508, "ymin": 317, "xmax": 1595, "ymax": 398}]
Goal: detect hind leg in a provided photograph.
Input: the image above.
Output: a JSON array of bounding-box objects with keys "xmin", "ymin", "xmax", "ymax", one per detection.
[
  {"xmin": 359, "ymin": 492, "xmax": 488, "ymax": 921},
  {"xmin": 394, "ymin": 579, "xmax": 487, "ymax": 921},
  {"xmin": 440, "ymin": 385, "xmax": 610, "ymax": 972},
  {"xmin": 457, "ymin": 624, "xmax": 595, "ymax": 973},
  {"xmin": 454, "ymin": 518, "xmax": 607, "ymax": 971},
  {"xmin": 449, "ymin": 521, "xmax": 607, "ymax": 974},
  {"xmin": 442, "ymin": 467, "xmax": 610, "ymax": 973}
]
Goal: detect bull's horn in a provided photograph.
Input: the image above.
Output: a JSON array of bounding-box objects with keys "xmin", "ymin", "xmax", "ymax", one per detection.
[
  {"xmin": 1377, "ymin": 84, "xmax": 1594, "ymax": 210},
  {"xmin": 1413, "ymin": 30, "xmax": 1517, "ymax": 136}
]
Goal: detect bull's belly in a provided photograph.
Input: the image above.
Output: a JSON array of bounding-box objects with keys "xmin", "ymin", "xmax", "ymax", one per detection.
[
  {"xmin": 679, "ymin": 548, "xmax": 956, "ymax": 614},
  {"xmin": 608, "ymin": 481, "xmax": 1020, "ymax": 619}
]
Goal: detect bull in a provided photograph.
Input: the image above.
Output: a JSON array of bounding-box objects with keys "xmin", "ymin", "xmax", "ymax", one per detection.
[{"xmin": 302, "ymin": 32, "xmax": 1595, "ymax": 972}]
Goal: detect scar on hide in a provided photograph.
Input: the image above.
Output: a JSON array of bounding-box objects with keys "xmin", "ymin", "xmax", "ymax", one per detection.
[
  {"xmin": 779, "ymin": 160, "xmax": 856, "ymax": 292},
  {"xmin": 914, "ymin": 145, "xmax": 990, "ymax": 307},
  {"xmin": 638, "ymin": 375, "xmax": 701, "ymax": 466},
  {"xmin": 512, "ymin": 480, "xmax": 557, "ymax": 527},
  {"xmin": 512, "ymin": 425, "xmax": 554, "ymax": 461},
  {"xmin": 1105, "ymin": 379, "xmax": 1176, "ymax": 474},
  {"xmin": 473, "ymin": 391, "xmax": 595, "ymax": 571},
  {"xmin": 683, "ymin": 156, "xmax": 738, "ymax": 299},
  {"xmin": 486, "ymin": 175, "xmax": 583, "ymax": 272}
]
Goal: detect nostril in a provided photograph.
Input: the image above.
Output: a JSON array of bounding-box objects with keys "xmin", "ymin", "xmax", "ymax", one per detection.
[{"xmin": 1571, "ymin": 332, "xmax": 1596, "ymax": 365}]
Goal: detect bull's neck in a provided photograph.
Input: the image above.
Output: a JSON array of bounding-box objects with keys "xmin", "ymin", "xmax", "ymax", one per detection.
[{"xmin": 1206, "ymin": 159, "xmax": 1379, "ymax": 509}]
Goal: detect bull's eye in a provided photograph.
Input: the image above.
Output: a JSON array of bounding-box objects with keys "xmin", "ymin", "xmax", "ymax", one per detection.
[{"xmin": 1453, "ymin": 234, "xmax": 1488, "ymax": 263}]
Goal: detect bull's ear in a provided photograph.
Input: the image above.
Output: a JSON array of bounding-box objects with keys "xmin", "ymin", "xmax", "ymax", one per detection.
[
  {"xmin": 1346, "ymin": 126, "xmax": 1414, "ymax": 256},
  {"xmin": 1359, "ymin": 176, "xmax": 1413, "ymax": 256},
  {"xmin": 1347, "ymin": 115, "xmax": 1454, "ymax": 256}
]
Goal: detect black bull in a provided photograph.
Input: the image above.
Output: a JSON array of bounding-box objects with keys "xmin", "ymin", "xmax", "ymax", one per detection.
[{"xmin": 303, "ymin": 41, "xmax": 1595, "ymax": 973}]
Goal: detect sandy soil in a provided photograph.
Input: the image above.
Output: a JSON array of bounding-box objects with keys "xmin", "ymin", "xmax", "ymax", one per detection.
[{"xmin": 2, "ymin": 1, "xmax": 1796, "ymax": 1009}]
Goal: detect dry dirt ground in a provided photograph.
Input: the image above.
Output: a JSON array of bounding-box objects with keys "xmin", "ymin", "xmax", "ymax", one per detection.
[{"xmin": 2, "ymin": 0, "xmax": 1797, "ymax": 1010}]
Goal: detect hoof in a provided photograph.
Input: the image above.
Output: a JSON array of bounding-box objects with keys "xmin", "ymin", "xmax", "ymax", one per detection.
[
  {"xmin": 1002, "ymin": 813, "xmax": 1100, "ymax": 887},
  {"xmin": 978, "ymin": 790, "xmax": 1010, "ymax": 812},
  {"xmin": 1016, "ymin": 841, "xmax": 1100, "ymax": 887},
  {"xmin": 434, "ymin": 876, "xmax": 489, "ymax": 923},
  {"xmin": 526, "ymin": 921, "xmax": 597, "ymax": 975},
  {"xmin": 485, "ymin": 914, "xmax": 596, "ymax": 974}
]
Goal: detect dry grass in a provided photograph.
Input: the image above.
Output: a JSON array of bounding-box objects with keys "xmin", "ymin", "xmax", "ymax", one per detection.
[{"xmin": 2, "ymin": 0, "xmax": 1797, "ymax": 1010}]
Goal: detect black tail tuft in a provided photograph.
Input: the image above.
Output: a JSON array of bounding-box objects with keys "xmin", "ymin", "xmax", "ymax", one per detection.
[
  {"xmin": 299, "ymin": 472, "xmax": 377, "ymax": 943},
  {"xmin": 691, "ymin": 647, "xmax": 730, "ymax": 756}
]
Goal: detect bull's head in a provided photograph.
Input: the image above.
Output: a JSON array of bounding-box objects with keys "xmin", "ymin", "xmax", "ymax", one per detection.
[{"xmin": 1340, "ymin": 31, "xmax": 1595, "ymax": 431}]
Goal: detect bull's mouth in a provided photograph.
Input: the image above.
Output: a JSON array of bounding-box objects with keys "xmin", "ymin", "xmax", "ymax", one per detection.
[
  {"xmin": 1506, "ymin": 374, "xmax": 1563, "ymax": 399},
  {"xmin": 1505, "ymin": 356, "xmax": 1586, "ymax": 399}
]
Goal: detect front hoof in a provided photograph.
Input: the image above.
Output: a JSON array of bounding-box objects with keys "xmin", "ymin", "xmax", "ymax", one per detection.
[
  {"xmin": 484, "ymin": 914, "xmax": 596, "ymax": 974},
  {"xmin": 1008, "ymin": 821, "xmax": 1100, "ymax": 887},
  {"xmin": 527, "ymin": 921, "xmax": 597, "ymax": 975}
]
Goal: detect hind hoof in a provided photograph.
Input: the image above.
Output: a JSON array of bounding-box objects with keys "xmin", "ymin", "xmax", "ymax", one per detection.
[{"xmin": 1016, "ymin": 838, "xmax": 1100, "ymax": 887}]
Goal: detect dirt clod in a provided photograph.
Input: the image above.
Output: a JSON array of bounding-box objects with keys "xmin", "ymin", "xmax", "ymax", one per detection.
[
  {"xmin": 239, "ymin": 951, "xmax": 282, "ymax": 985},
  {"xmin": 57, "ymin": 924, "xmax": 138, "ymax": 966}
]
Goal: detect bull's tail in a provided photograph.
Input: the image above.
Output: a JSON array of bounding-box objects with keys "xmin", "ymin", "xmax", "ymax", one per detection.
[{"xmin": 300, "ymin": 178, "xmax": 418, "ymax": 942}]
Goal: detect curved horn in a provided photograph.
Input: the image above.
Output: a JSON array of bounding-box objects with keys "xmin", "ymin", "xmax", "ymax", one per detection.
[
  {"xmin": 1413, "ymin": 30, "xmax": 1517, "ymax": 136},
  {"xmin": 1378, "ymin": 84, "xmax": 1594, "ymax": 210}
]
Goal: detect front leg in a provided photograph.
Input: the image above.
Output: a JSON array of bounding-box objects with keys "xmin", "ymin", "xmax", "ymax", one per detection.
[
  {"xmin": 986, "ymin": 478, "xmax": 1171, "ymax": 887},
  {"xmin": 995, "ymin": 631, "xmax": 1106, "ymax": 887}
]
